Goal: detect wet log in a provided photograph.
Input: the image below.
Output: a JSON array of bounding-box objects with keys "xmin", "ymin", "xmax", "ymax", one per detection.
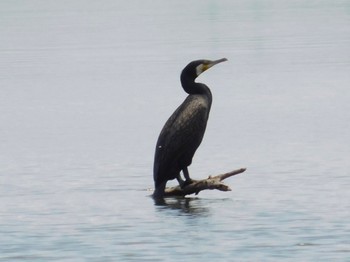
[{"xmin": 163, "ymin": 167, "xmax": 246, "ymax": 197}]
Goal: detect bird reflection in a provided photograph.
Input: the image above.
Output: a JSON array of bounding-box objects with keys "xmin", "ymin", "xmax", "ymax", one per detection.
[{"xmin": 153, "ymin": 197, "xmax": 210, "ymax": 217}]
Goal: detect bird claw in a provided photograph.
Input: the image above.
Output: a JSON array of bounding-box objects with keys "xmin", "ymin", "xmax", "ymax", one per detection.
[{"xmin": 180, "ymin": 179, "xmax": 193, "ymax": 188}]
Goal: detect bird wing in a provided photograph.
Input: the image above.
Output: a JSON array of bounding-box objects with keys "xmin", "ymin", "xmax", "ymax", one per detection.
[{"xmin": 154, "ymin": 95, "xmax": 209, "ymax": 183}]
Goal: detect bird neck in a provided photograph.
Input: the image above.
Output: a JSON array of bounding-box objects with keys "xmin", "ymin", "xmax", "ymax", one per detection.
[{"xmin": 181, "ymin": 74, "xmax": 212, "ymax": 99}]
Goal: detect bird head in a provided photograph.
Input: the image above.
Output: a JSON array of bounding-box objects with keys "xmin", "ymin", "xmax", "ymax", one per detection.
[{"xmin": 182, "ymin": 58, "xmax": 228, "ymax": 80}]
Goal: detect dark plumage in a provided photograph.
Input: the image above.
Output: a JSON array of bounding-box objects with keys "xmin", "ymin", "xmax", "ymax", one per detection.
[{"xmin": 153, "ymin": 58, "xmax": 227, "ymax": 198}]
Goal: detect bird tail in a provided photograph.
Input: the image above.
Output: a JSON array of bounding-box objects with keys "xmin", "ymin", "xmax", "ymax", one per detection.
[{"xmin": 153, "ymin": 181, "xmax": 166, "ymax": 199}]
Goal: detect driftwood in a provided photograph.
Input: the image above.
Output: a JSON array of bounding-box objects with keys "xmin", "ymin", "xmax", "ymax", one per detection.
[{"xmin": 162, "ymin": 168, "xmax": 246, "ymax": 197}]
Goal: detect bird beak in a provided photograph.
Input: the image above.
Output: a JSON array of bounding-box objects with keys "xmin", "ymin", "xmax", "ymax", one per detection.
[
  {"xmin": 205, "ymin": 58, "xmax": 228, "ymax": 70},
  {"xmin": 212, "ymin": 58, "xmax": 228, "ymax": 65},
  {"xmin": 196, "ymin": 58, "xmax": 228, "ymax": 76}
]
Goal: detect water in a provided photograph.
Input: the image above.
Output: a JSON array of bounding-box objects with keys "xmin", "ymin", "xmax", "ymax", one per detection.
[{"xmin": 1, "ymin": 0, "xmax": 350, "ymax": 261}]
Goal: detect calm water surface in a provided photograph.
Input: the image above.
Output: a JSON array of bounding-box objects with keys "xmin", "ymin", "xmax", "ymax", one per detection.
[{"xmin": 1, "ymin": 1, "xmax": 350, "ymax": 261}]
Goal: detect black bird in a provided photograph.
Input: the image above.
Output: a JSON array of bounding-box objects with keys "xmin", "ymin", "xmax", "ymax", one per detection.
[{"xmin": 153, "ymin": 58, "xmax": 228, "ymax": 198}]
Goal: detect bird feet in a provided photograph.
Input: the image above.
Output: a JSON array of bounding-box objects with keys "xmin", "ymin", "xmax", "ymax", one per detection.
[
  {"xmin": 180, "ymin": 179, "xmax": 193, "ymax": 189},
  {"xmin": 176, "ymin": 174, "xmax": 193, "ymax": 188}
]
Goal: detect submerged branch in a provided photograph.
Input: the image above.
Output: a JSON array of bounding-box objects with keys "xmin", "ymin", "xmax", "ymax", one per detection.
[{"xmin": 162, "ymin": 167, "xmax": 246, "ymax": 197}]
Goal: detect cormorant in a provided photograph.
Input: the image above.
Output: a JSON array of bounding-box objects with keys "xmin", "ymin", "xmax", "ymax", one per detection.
[{"xmin": 153, "ymin": 58, "xmax": 228, "ymax": 198}]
